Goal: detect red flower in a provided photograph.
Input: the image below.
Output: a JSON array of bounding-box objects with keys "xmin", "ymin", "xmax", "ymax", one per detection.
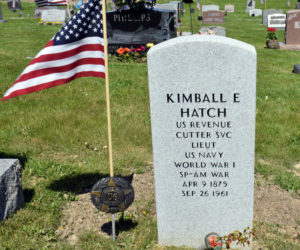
[
  {"xmin": 116, "ymin": 48, "xmax": 125, "ymax": 55},
  {"xmin": 178, "ymin": 18, "xmax": 181, "ymax": 22},
  {"xmin": 267, "ymin": 28, "xmax": 276, "ymax": 32},
  {"xmin": 131, "ymin": 48, "xmax": 137, "ymax": 52},
  {"xmin": 124, "ymin": 47, "xmax": 131, "ymax": 52},
  {"xmin": 140, "ymin": 45, "xmax": 146, "ymax": 51},
  {"xmin": 136, "ymin": 48, "xmax": 142, "ymax": 52}
]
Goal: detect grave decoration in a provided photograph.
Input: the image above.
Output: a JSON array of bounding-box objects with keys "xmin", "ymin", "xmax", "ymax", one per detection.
[
  {"xmin": 147, "ymin": 35, "xmax": 256, "ymax": 248},
  {"xmin": 266, "ymin": 27, "xmax": 279, "ymax": 49}
]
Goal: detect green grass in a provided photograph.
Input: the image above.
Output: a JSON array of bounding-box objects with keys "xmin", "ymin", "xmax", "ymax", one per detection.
[{"xmin": 0, "ymin": 0, "xmax": 300, "ymax": 249}]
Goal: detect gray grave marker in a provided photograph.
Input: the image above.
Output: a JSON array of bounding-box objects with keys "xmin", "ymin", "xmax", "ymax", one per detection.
[
  {"xmin": 41, "ymin": 9, "xmax": 66, "ymax": 24},
  {"xmin": 262, "ymin": 9, "xmax": 283, "ymax": 25},
  {"xmin": 202, "ymin": 4, "xmax": 219, "ymax": 12},
  {"xmin": 249, "ymin": 9, "xmax": 262, "ymax": 17},
  {"xmin": 147, "ymin": 35, "xmax": 256, "ymax": 248},
  {"xmin": 0, "ymin": 159, "xmax": 24, "ymax": 221}
]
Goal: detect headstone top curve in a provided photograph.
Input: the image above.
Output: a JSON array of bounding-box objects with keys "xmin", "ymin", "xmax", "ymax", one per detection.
[{"xmin": 148, "ymin": 35, "xmax": 256, "ymax": 57}]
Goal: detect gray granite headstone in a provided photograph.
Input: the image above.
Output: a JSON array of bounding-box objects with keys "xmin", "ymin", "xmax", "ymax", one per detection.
[
  {"xmin": 147, "ymin": 35, "xmax": 256, "ymax": 248},
  {"xmin": 249, "ymin": 9, "xmax": 262, "ymax": 17},
  {"xmin": 0, "ymin": 159, "xmax": 24, "ymax": 221},
  {"xmin": 262, "ymin": 9, "xmax": 283, "ymax": 25},
  {"xmin": 202, "ymin": 4, "xmax": 219, "ymax": 12}
]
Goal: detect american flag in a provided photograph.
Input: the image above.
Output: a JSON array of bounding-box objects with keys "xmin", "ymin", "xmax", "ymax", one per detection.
[
  {"xmin": 2, "ymin": 0, "xmax": 105, "ymax": 101},
  {"xmin": 196, "ymin": 0, "xmax": 200, "ymax": 12},
  {"xmin": 35, "ymin": 0, "xmax": 67, "ymax": 7}
]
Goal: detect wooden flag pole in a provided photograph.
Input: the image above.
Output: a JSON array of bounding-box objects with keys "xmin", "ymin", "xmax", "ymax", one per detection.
[
  {"xmin": 66, "ymin": 0, "xmax": 71, "ymax": 19},
  {"xmin": 101, "ymin": 0, "xmax": 114, "ymax": 178},
  {"xmin": 101, "ymin": 0, "xmax": 116, "ymax": 242}
]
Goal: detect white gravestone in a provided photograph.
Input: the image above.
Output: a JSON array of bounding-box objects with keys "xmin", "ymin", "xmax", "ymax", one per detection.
[
  {"xmin": 202, "ymin": 4, "xmax": 219, "ymax": 12},
  {"xmin": 268, "ymin": 13, "xmax": 286, "ymax": 30},
  {"xmin": 148, "ymin": 36, "xmax": 256, "ymax": 249},
  {"xmin": 41, "ymin": 9, "xmax": 66, "ymax": 23},
  {"xmin": 224, "ymin": 4, "xmax": 234, "ymax": 13},
  {"xmin": 249, "ymin": 9, "xmax": 262, "ymax": 17}
]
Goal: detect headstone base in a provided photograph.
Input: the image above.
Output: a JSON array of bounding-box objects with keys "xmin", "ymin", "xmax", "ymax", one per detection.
[
  {"xmin": 0, "ymin": 20, "xmax": 8, "ymax": 23},
  {"xmin": 0, "ymin": 159, "xmax": 24, "ymax": 221},
  {"xmin": 280, "ymin": 42, "xmax": 300, "ymax": 51}
]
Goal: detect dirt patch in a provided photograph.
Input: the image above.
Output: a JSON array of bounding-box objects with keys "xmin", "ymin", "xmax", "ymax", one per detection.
[{"xmin": 56, "ymin": 171, "xmax": 300, "ymax": 246}]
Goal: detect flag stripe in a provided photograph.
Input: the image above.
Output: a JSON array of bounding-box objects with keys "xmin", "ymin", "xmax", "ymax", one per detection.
[
  {"xmin": 29, "ymin": 43, "xmax": 104, "ymax": 66},
  {"xmin": 4, "ymin": 64, "xmax": 105, "ymax": 98},
  {"xmin": 23, "ymin": 50, "xmax": 104, "ymax": 76},
  {"xmin": 2, "ymin": 71, "xmax": 105, "ymax": 101},
  {"xmin": 34, "ymin": 37, "xmax": 103, "ymax": 57},
  {"xmin": 16, "ymin": 58, "xmax": 104, "ymax": 84}
]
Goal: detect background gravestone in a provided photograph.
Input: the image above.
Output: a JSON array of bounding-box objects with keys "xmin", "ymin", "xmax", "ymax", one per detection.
[
  {"xmin": 202, "ymin": 10, "xmax": 225, "ymax": 24},
  {"xmin": 107, "ymin": 9, "xmax": 176, "ymax": 53},
  {"xmin": 224, "ymin": 4, "xmax": 234, "ymax": 13},
  {"xmin": 7, "ymin": 0, "xmax": 22, "ymax": 10},
  {"xmin": 249, "ymin": 9, "xmax": 262, "ymax": 17},
  {"xmin": 267, "ymin": 13, "xmax": 286, "ymax": 30},
  {"xmin": 285, "ymin": 10, "xmax": 300, "ymax": 45},
  {"xmin": 202, "ymin": 4, "xmax": 219, "ymax": 12},
  {"xmin": 155, "ymin": 3, "xmax": 179, "ymax": 27},
  {"xmin": 0, "ymin": 159, "xmax": 24, "ymax": 221},
  {"xmin": 148, "ymin": 35, "xmax": 256, "ymax": 248},
  {"xmin": 262, "ymin": 9, "xmax": 283, "ymax": 25},
  {"xmin": 41, "ymin": 9, "xmax": 66, "ymax": 24}
]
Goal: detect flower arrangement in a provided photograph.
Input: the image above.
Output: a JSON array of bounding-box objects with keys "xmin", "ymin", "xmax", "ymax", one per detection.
[
  {"xmin": 266, "ymin": 28, "xmax": 279, "ymax": 49},
  {"xmin": 113, "ymin": 0, "xmax": 156, "ymax": 11},
  {"xmin": 266, "ymin": 27, "xmax": 278, "ymax": 41},
  {"xmin": 207, "ymin": 226, "xmax": 257, "ymax": 249},
  {"xmin": 114, "ymin": 43, "xmax": 153, "ymax": 62}
]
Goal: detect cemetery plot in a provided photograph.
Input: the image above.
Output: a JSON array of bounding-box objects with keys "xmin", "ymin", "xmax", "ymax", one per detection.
[{"xmin": 148, "ymin": 35, "xmax": 256, "ymax": 248}]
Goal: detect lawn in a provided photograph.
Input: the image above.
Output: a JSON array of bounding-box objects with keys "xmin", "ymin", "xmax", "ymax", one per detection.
[{"xmin": 0, "ymin": 0, "xmax": 299, "ymax": 249}]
